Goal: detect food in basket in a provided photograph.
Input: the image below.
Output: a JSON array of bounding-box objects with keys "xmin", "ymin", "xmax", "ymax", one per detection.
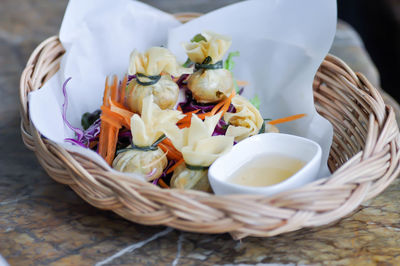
[
  {"xmin": 113, "ymin": 95, "xmax": 183, "ymax": 180},
  {"xmin": 224, "ymin": 95, "xmax": 264, "ymax": 142},
  {"xmin": 165, "ymin": 113, "xmax": 234, "ymax": 190},
  {"xmin": 183, "ymin": 31, "xmax": 234, "ymax": 103},
  {"xmin": 127, "ymin": 47, "xmax": 193, "ymax": 113},
  {"xmin": 62, "ymin": 31, "xmax": 306, "ymax": 191}
]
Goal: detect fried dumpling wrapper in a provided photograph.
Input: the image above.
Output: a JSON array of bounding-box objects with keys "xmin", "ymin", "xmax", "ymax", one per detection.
[
  {"xmin": 113, "ymin": 95, "xmax": 184, "ymax": 180},
  {"xmin": 170, "ymin": 164, "xmax": 211, "ymax": 192},
  {"xmin": 167, "ymin": 114, "xmax": 234, "ymax": 166},
  {"xmin": 183, "ymin": 32, "xmax": 234, "ymax": 103},
  {"xmin": 127, "ymin": 47, "xmax": 192, "ymax": 113},
  {"xmin": 128, "ymin": 47, "xmax": 192, "ymax": 77},
  {"xmin": 126, "ymin": 75, "xmax": 179, "ymax": 114},
  {"xmin": 224, "ymin": 95, "xmax": 264, "ymax": 142},
  {"xmin": 187, "ymin": 69, "xmax": 234, "ymax": 103},
  {"xmin": 112, "ymin": 148, "xmax": 167, "ymax": 181},
  {"xmin": 184, "ymin": 31, "xmax": 232, "ymax": 64},
  {"xmin": 165, "ymin": 114, "xmax": 234, "ymax": 190},
  {"xmin": 130, "ymin": 95, "xmax": 183, "ymax": 147}
]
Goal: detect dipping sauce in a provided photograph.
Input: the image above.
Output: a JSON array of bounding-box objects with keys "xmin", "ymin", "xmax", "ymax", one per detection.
[{"xmin": 228, "ymin": 154, "xmax": 306, "ymax": 187}]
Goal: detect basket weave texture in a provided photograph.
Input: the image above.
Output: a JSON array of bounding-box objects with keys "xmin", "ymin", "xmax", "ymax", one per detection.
[{"xmin": 19, "ymin": 14, "xmax": 400, "ymax": 239}]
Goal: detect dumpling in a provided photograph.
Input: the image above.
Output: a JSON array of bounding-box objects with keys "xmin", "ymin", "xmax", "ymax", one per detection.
[
  {"xmin": 183, "ymin": 31, "xmax": 234, "ymax": 103},
  {"xmin": 113, "ymin": 148, "xmax": 167, "ymax": 181},
  {"xmin": 126, "ymin": 47, "xmax": 192, "ymax": 113},
  {"xmin": 184, "ymin": 31, "xmax": 231, "ymax": 63},
  {"xmin": 187, "ymin": 69, "xmax": 234, "ymax": 103},
  {"xmin": 126, "ymin": 76, "xmax": 179, "ymax": 117},
  {"xmin": 113, "ymin": 95, "xmax": 184, "ymax": 180},
  {"xmin": 165, "ymin": 113, "xmax": 234, "ymax": 190},
  {"xmin": 169, "ymin": 164, "xmax": 210, "ymax": 192},
  {"xmin": 224, "ymin": 95, "xmax": 264, "ymax": 142}
]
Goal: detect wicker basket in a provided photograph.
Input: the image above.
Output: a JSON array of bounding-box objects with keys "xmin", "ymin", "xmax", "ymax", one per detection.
[{"xmin": 19, "ymin": 14, "xmax": 400, "ymax": 239}]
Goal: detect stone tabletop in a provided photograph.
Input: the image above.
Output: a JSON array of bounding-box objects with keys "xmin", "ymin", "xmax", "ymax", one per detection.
[{"xmin": 1, "ymin": 1, "xmax": 400, "ymax": 265}]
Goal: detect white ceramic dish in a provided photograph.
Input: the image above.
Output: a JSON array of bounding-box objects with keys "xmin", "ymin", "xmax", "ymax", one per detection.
[{"xmin": 208, "ymin": 133, "xmax": 322, "ymax": 196}]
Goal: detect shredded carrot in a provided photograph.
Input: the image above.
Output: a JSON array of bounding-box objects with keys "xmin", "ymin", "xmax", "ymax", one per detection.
[
  {"xmin": 158, "ymin": 137, "xmax": 183, "ymax": 162},
  {"xmin": 195, "ymin": 112, "xmax": 209, "ymax": 120},
  {"xmin": 98, "ymin": 76, "xmax": 125, "ymax": 165},
  {"xmin": 177, "ymin": 110, "xmax": 200, "ymax": 125},
  {"xmin": 98, "ymin": 123, "xmax": 107, "ymax": 155},
  {"xmin": 159, "ymin": 142, "xmax": 182, "ymax": 161},
  {"xmin": 161, "ymin": 137, "xmax": 174, "ymax": 147},
  {"xmin": 216, "ymin": 90, "xmax": 236, "ymax": 118},
  {"xmin": 268, "ymin": 113, "xmax": 306, "ymax": 125},
  {"xmin": 168, "ymin": 147, "xmax": 179, "ymax": 158},
  {"xmin": 101, "ymin": 105, "xmax": 123, "ymax": 119},
  {"xmin": 100, "ymin": 113, "xmax": 122, "ymax": 129},
  {"xmin": 89, "ymin": 140, "xmax": 98, "ymax": 149},
  {"xmin": 107, "ymin": 127, "xmax": 119, "ymax": 163},
  {"xmin": 210, "ymin": 99, "xmax": 225, "ymax": 116},
  {"xmin": 98, "ymin": 119, "xmax": 121, "ymax": 164},
  {"xmin": 99, "ymin": 78, "xmax": 112, "ymax": 158},
  {"xmin": 110, "ymin": 75, "xmax": 118, "ymax": 102},
  {"xmin": 236, "ymin": 80, "xmax": 249, "ymax": 87},
  {"xmin": 109, "ymin": 100, "xmax": 134, "ymax": 128},
  {"xmin": 166, "ymin": 158, "xmax": 184, "ymax": 174},
  {"xmin": 103, "ymin": 108, "xmax": 129, "ymax": 129},
  {"xmin": 188, "ymin": 91, "xmax": 236, "ymax": 122},
  {"xmin": 109, "ymin": 99, "xmax": 126, "ymax": 109},
  {"xmin": 101, "ymin": 105, "xmax": 125, "ymax": 122},
  {"xmin": 103, "ymin": 76, "xmax": 110, "ymax": 106},
  {"xmin": 119, "ymin": 74, "xmax": 127, "ymax": 105},
  {"xmin": 177, "ymin": 105, "xmax": 182, "ymax": 112},
  {"xmin": 167, "ymin": 147, "xmax": 181, "ymax": 160},
  {"xmin": 158, "ymin": 143, "xmax": 170, "ymax": 158},
  {"xmin": 182, "ymin": 109, "xmax": 200, "ymax": 116},
  {"xmin": 158, "ymin": 178, "xmax": 170, "ymax": 188}
]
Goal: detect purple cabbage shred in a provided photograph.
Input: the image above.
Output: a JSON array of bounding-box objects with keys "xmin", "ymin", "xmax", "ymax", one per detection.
[
  {"xmin": 62, "ymin": 78, "xmax": 101, "ymax": 148},
  {"xmin": 152, "ymin": 159, "xmax": 175, "ymax": 186},
  {"xmin": 175, "ymin": 77, "xmax": 238, "ymax": 138},
  {"xmin": 117, "ymin": 130, "xmax": 132, "ymax": 150},
  {"xmin": 212, "ymin": 119, "xmax": 228, "ymax": 136},
  {"xmin": 127, "ymin": 74, "xmax": 136, "ymax": 83},
  {"xmin": 176, "ymin": 74, "xmax": 189, "ymax": 88}
]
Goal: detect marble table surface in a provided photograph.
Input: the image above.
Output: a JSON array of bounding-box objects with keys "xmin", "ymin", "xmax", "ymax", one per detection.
[{"xmin": 1, "ymin": 1, "xmax": 400, "ymax": 265}]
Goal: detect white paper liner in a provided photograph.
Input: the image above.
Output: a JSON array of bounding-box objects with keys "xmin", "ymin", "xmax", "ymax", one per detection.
[{"xmin": 29, "ymin": 0, "xmax": 336, "ymax": 179}]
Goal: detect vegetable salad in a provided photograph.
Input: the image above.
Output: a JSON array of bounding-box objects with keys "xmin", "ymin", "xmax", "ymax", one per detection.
[{"xmin": 62, "ymin": 31, "xmax": 305, "ymax": 191}]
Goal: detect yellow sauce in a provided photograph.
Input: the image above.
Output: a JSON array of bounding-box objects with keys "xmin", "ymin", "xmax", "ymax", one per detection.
[{"xmin": 228, "ymin": 154, "xmax": 306, "ymax": 187}]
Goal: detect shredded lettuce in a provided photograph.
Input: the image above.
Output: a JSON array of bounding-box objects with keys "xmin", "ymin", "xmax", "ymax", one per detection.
[
  {"xmin": 191, "ymin": 33, "xmax": 206, "ymax": 43},
  {"xmin": 62, "ymin": 78, "xmax": 101, "ymax": 148},
  {"xmin": 182, "ymin": 58, "xmax": 192, "ymax": 68},
  {"xmin": 81, "ymin": 109, "xmax": 101, "ymax": 130},
  {"xmin": 233, "ymin": 79, "xmax": 240, "ymax": 93},
  {"xmin": 223, "ymin": 51, "xmax": 241, "ymax": 93},
  {"xmin": 182, "ymin": 33, "xmax": 206, "ymax": 67},
  {"xmin": 250, "ymin": 95, "xmax": 260, "ymax": 110},
  {"xmin": 224, "ymin": 51, "xmax": 240, "ymax": 71}
]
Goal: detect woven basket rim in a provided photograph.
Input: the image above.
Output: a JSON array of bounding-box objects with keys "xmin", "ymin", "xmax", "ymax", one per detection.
[{"xmin": 19, "ymin": 13, "xmax": 400, "ymax": 239}]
